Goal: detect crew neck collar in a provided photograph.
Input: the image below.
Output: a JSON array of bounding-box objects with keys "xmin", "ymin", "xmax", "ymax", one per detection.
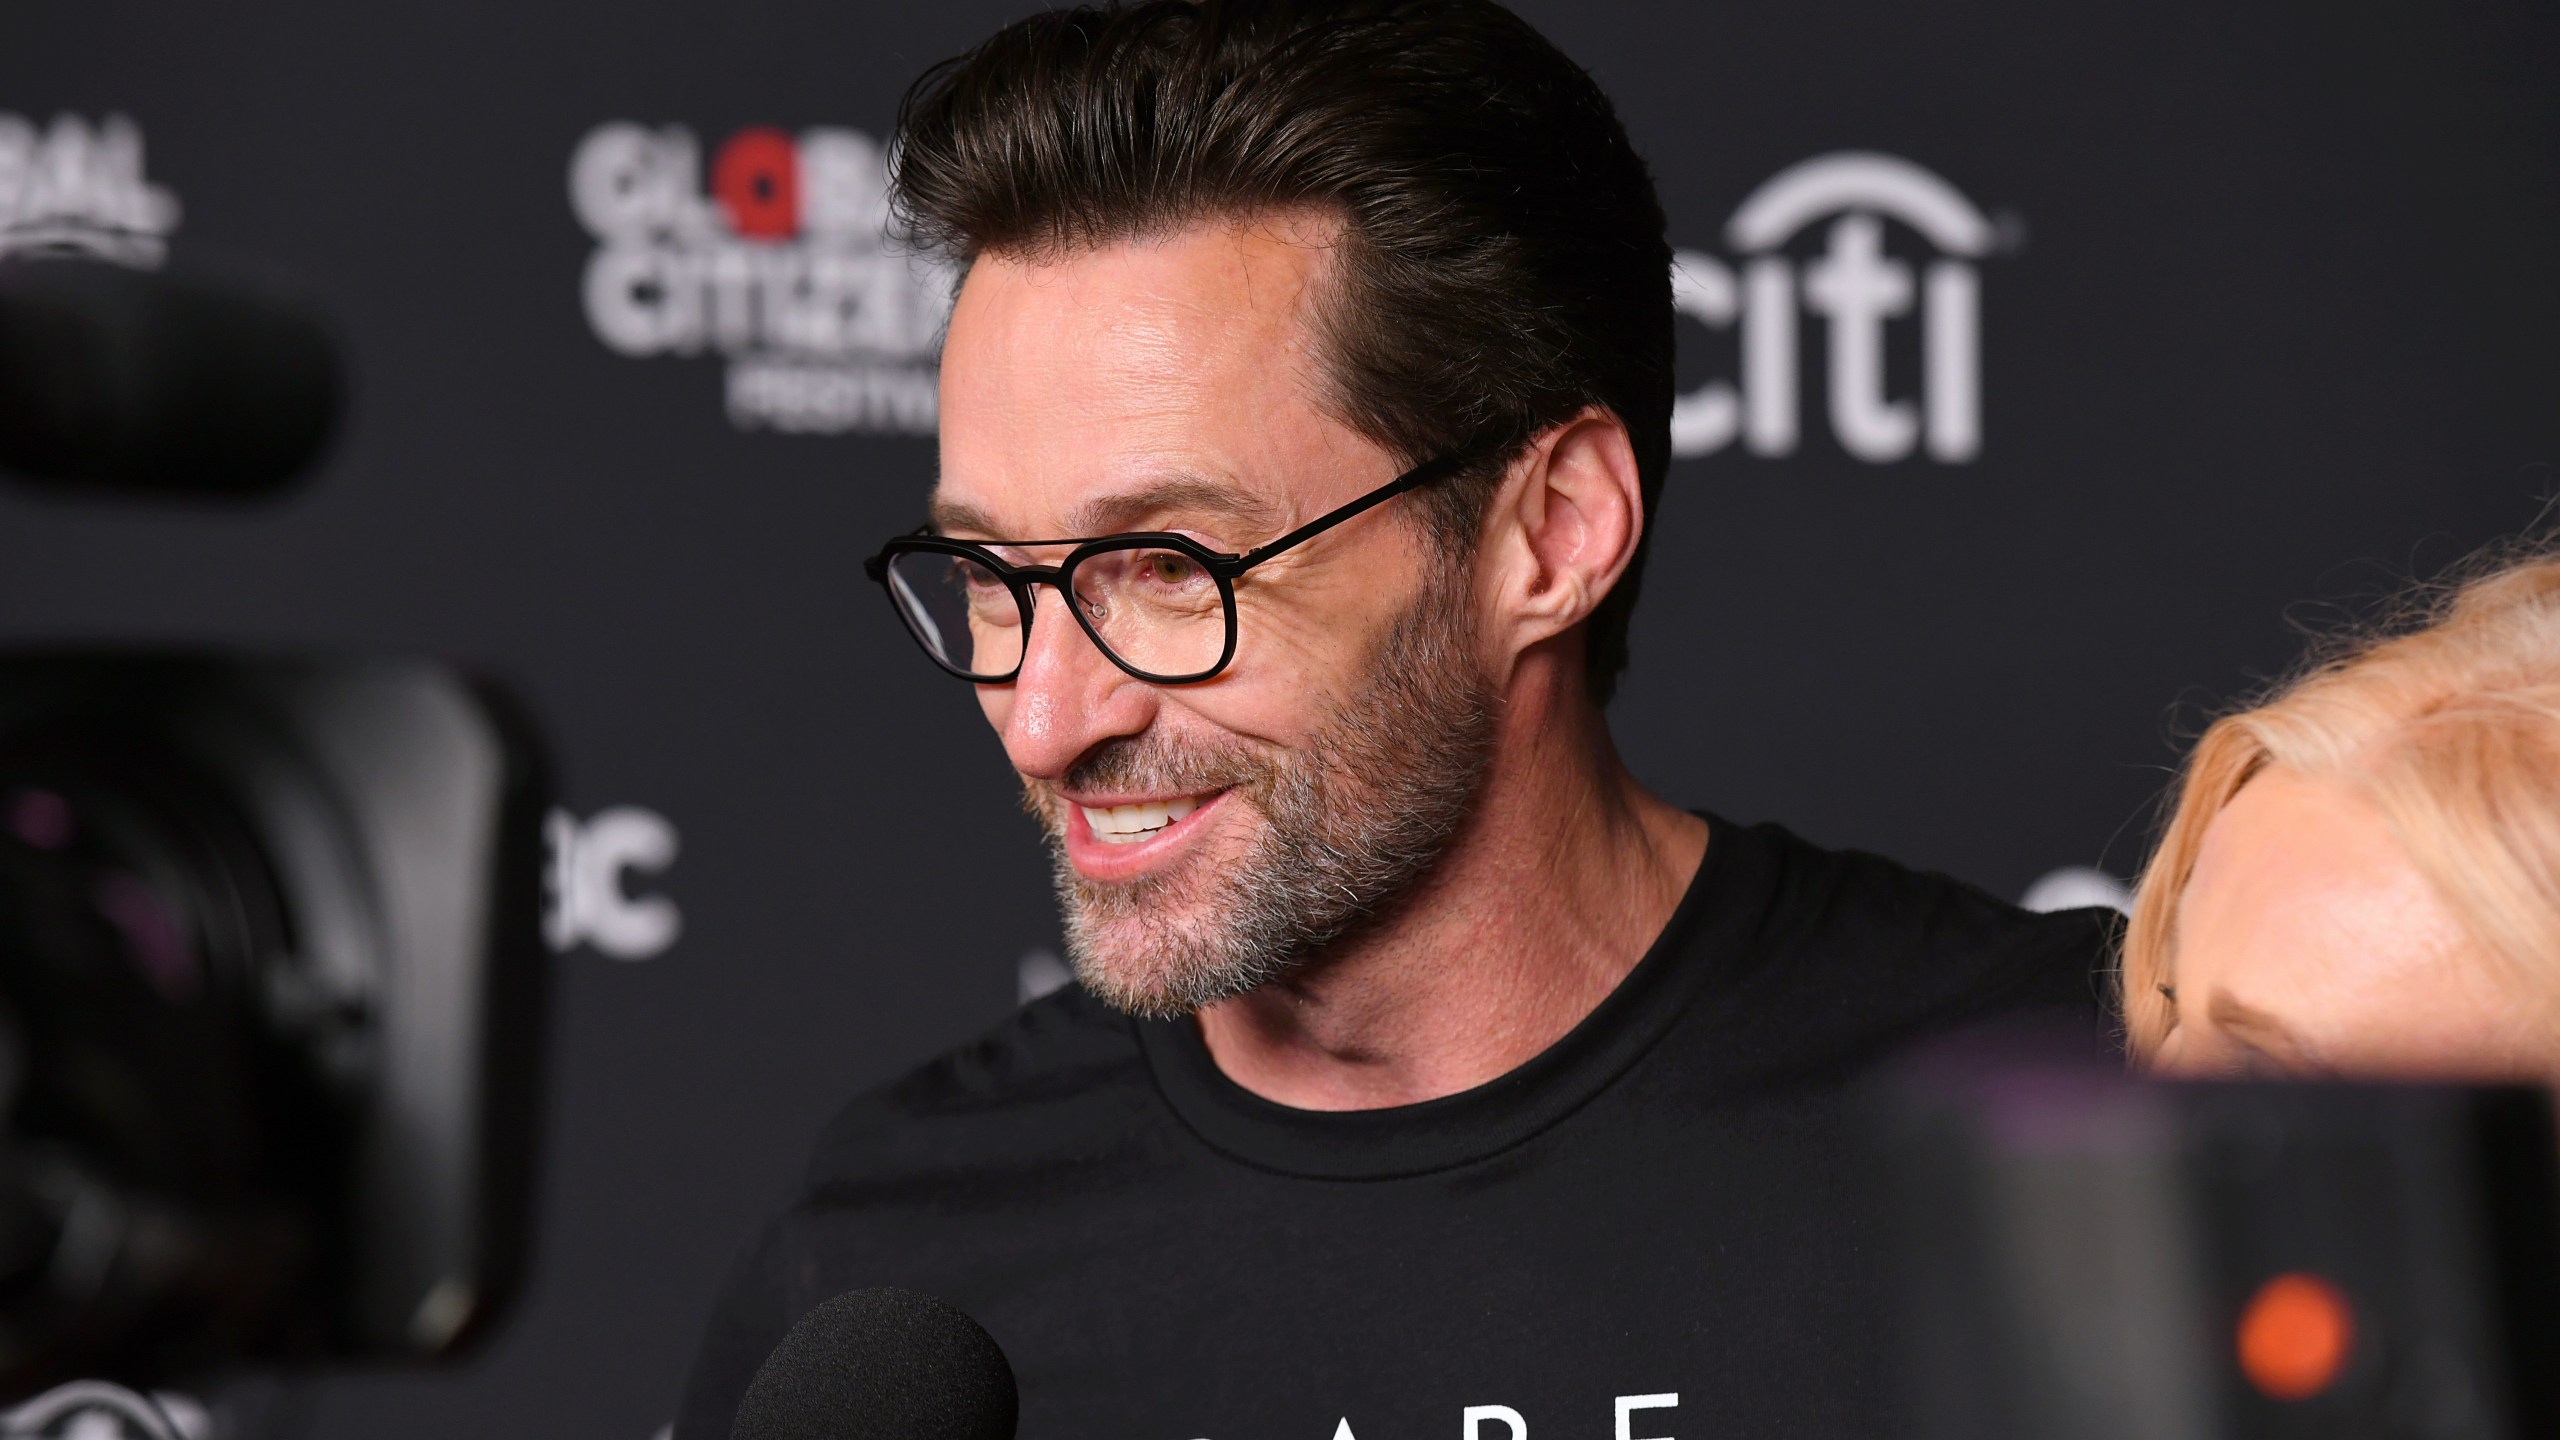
[{"xmin": 1133, "ymin": 811, "xmax": 1774, "ymax": 1180}]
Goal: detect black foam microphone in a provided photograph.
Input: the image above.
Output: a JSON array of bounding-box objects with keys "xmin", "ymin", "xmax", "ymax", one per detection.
[
  {"xmin": 731, "ymin": 1288, "xmax": 1018, "ymax": 1440},
  {"xmin": 0, "ymin": 257, "xmax": 342, "ymax": 500}
]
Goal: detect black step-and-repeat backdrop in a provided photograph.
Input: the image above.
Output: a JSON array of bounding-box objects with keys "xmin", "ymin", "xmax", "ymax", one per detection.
[{"xmin": 6, "ymin": 3, "xmax": 2556, "ymax": 1436}]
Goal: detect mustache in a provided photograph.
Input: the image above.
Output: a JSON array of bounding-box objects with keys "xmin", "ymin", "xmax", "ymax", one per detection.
[{"xmin": 1020, "ymin": 728, "xmax": 1275, "ymax": 829}]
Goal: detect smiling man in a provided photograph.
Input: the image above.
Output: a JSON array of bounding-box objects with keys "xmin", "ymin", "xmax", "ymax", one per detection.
[{"xmin": 678, "ymin": 4, "xmax": 2115, "ymax": 1437}]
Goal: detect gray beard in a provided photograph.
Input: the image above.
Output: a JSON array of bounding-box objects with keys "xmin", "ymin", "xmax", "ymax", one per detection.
[{"xmin": 1022, "ymin": 566, "xmax": 1498, "ymax": 1019}]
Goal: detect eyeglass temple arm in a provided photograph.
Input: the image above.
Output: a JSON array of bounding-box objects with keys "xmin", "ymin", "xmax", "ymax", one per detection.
[{"xmin": 1229, "ymin": 455, "xmax": 1464, "ymax": 574}]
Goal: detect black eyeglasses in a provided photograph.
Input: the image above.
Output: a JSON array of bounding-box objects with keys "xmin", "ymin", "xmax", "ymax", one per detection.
[{"xmin": 863, "ymin": 453, "xmax": 1464, "ymax": 684}]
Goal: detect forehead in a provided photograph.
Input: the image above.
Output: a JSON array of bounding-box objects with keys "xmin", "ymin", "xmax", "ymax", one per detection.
[
  {"xmin": 2178, "ymin": 769, "xmax": 2468, "ymax": 999},
  {"xmin": 932, "ymin": 215, "xmax": 1373, "ymax": 537}
]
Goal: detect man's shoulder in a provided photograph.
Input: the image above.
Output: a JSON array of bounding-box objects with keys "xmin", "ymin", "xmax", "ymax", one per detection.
[
  {"xmin": 1718, "ymin": 816, "xmax": 2124, "ymax": 1049},
  {"xmin": 1764, "ymin": 820, "xmax": 2118, "ymax": 953},
  {"xmin": 800, "ymin": 981, "xmax": 1154, "ymax": 1192}
]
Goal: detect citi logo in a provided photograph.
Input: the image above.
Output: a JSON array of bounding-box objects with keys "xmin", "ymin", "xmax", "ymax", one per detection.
[
  {"xmin": 0, "ymin": 113, "xmax": 182, "ymax": 267},
  {"xmin": 569, "ymin": 123, "xmax": 954, "ymax": 436},
  {"xmin": 1670, "ymin": 152, "xmax": 2007, "ymax": 464}
]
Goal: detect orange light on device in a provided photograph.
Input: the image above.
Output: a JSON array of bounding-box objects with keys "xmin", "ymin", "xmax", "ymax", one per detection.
[{"xmin": 2236, "ymin": 1272, "xmax": 2355, "ymax": 1400}]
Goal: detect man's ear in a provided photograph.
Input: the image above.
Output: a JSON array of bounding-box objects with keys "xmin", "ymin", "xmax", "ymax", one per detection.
[{"xmin": 1480, "ymin": 407, "xmax": 1644, "ymax": 670}]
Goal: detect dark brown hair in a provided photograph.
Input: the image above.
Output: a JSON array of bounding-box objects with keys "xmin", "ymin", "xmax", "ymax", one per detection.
[{"xmin": 892, "ymin": 0, "xmax": 1673, "ymax": 700}]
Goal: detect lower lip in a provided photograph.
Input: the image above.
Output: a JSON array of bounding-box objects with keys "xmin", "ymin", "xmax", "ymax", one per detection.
[{"xmin": 1065, "ymin": 790, "xmax": 1230, "ymax": 880}]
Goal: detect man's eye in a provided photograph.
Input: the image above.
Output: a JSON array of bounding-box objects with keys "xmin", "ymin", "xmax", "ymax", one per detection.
[{"xmin": 1140, "ymin": 552, "xmax": 1201, "ymax": 585}]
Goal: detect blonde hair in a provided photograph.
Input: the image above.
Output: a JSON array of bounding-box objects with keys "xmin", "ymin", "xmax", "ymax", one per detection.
[{"xmin": 2122, "ymin": 545, "xmax": 2560, "ymax": 1058}]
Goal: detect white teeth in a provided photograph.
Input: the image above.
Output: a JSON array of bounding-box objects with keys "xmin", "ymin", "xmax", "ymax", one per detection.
[{"xmin": 1081, "ymin": 794, "xmax": 1204, "ymax": 845}]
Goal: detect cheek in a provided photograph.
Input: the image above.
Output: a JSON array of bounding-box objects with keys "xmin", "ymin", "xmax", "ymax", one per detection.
[
  {"xmin": 1162, "ymin": 669, "xmax": 1330, "ymax": 752},
  {"xmin": 1217, "ymin": 589, "xmax": 1372, "ymax": 729}
]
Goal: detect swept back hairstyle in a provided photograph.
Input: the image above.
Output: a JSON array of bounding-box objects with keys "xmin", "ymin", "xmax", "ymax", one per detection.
[
  {"xmin": 891, "ymin": 0, "xmax": 1674, "ymax": 701},
  {"xmin": 2123, "ymin": 545, "xmax": 2560, "ymax": 1058}
]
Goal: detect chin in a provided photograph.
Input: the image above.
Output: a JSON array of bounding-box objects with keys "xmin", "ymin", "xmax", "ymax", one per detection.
[
  {"xmin": 1060, "ymin": 890, "xmax": 1288, "ymax": 1020},
  {"xmin": 1067, "ymin": 955, "xmax": 1203, "ymax": 1020}
]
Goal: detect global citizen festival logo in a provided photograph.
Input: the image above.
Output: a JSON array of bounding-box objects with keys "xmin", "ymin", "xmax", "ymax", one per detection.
[
  {"xmin": 1671, "ymin": 152, "xmax": 2004, "ymax": 464},
  {"xmin": 571, "ymin": 122, "xmax": 953, "ymax": 436},
  {"xmin": 0, "ymin": 113, "xmax": 181, "ymax": 267}
]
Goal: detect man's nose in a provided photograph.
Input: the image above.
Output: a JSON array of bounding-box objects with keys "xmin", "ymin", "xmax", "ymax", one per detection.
[{"xmin": 998, "ymin": 585, "xmax": 1156, "ymax": 781}]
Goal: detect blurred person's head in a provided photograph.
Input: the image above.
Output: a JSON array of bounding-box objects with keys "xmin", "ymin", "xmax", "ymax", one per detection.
[
  {"xmin": 887, "ymin": 0, "xmax": 1672, "ymax": 1016},
  {"xmin": 2125, "ymin": 546, "xmax": 2560, "ymax": 1081}
]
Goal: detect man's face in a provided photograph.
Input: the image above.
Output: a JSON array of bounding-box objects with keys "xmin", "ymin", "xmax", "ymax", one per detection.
[{"xmin": 933, "ymin": 216, "xmax": 1496, "ymax": 1016}]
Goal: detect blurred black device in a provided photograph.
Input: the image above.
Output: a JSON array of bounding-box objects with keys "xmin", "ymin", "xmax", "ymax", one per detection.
[
  {"xmin": 1888, "ymin": 1040, "xmax": 2560, "ymax": 1440},
  {"xmin": 0, "ymin": 257, "xmax": 550, "ymax": 1407},
  {"xmin": 0, "ymin": 656, "xmax": 550, "ymax": 1400},
  {"xmin": 0, "ymin": 256, "xmax": 340, "ymax": 502}
]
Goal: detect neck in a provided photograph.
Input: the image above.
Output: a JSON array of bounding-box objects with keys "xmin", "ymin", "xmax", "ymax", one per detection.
[{"xmin": 1193, "ymin": 657, "xmax": 1708, "ymax": 1110}]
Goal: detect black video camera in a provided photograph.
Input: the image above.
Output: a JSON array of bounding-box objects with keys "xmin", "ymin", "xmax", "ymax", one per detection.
[
  {"xmin": 0, "ymin": 256, "xmax": 552, "ymax": 1408},
  {"xmin": 1890, "ymin": 1037, "xmax": 2560, "ymax": 1439}
]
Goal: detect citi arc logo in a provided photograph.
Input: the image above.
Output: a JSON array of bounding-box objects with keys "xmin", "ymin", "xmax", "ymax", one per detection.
[
  {"xmin": 570, "ymin": 122, "xmax": 955, "ymax": 435},
  {"xmin": 1671, "ymin": 152, "xmax": 2004, "ymax": 464}
]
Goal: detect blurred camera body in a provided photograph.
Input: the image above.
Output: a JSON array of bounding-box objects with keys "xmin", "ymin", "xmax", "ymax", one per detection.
[
  {"xmin": 1889, "ymin": 1039, "xmax": 2560, "ymax": 1440},
  {"xmin": 0, "ymin": 652, "xmax": 548, "ymax": 1399}
]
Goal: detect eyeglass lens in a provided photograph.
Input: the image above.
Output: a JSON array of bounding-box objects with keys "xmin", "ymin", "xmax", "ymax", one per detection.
[
  {"xmin": 884, "ymin": 544, "xmax": 1228, "ymax": 680},
  {"xmin": 884, "ymin": 550, "xmax": 1022, "ymax": 676}
]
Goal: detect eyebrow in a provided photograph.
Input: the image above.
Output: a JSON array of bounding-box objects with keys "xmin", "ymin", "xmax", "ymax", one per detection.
[
  {"xmin": 2206, "ymin": 990, "xmax": 2336, "ymax": 1077},
  {"xmin": 925, "ymin": 474, "xmax": 1286, "ymax": 546}
]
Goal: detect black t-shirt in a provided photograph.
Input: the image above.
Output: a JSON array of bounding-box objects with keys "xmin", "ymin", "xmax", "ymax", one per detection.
[{"xmin": 677, "ymin": 815, "xmax": 2117, "ymax": 1440}]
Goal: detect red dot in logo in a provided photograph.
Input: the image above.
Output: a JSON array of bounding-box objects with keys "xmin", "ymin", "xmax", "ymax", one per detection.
[{"xmin": 713, "ymin": 127, "xmax": 800, "ymax": 239}]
